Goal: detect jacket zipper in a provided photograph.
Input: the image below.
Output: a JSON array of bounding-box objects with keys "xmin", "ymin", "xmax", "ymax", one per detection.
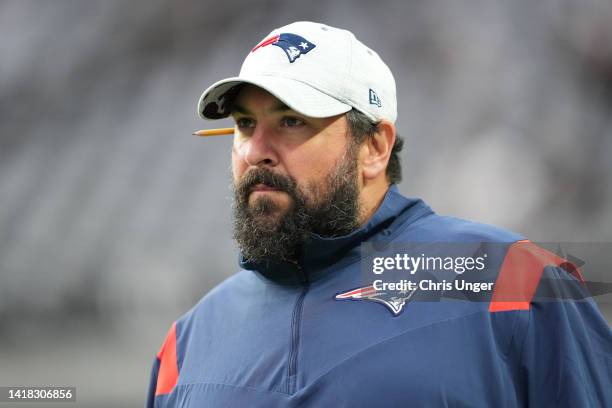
[{"xmin": 287, "ymin": 264, "xmax": 309, "ymax": 394}]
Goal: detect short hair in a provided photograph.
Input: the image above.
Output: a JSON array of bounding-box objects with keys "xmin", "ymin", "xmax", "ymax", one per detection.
[{"xmin": 345, "ymin": 109, "xmax": 404, "ymax": 185}]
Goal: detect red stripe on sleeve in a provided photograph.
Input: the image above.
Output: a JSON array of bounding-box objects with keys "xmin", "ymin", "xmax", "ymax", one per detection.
[
  {"xmin": 489, "ymin": 240, "xmax": 583, "ymax": 313},
  {"xmin": 155, "ymin": 322, "xmax": 179, "ymax": 396}
]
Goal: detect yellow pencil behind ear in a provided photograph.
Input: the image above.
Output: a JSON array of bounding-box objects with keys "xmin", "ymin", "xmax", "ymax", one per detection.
[{"xmin": 192, "ymin": 128, "xmax": 234, "ymax": 137}]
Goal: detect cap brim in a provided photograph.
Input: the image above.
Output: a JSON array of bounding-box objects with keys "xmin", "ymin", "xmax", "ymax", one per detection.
[{"xmin": 197, "ymin": 75, "xmax": 352, "ymax": 120}]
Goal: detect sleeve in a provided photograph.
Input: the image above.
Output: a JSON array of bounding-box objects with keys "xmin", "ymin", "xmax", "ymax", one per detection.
[
  {"xmin": 145, "ymin": 357, "xmax": 162, "ymax": 408},
  {"xmin": 519, "ymin": 266, "xmax": 612, "ymax": 407},
  {"xmin": 145, "ymin": 322, "xmax": 179, "ymax": 408}
]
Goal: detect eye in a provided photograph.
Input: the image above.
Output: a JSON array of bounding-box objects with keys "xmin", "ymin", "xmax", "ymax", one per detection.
[
  {"xmin": 281, "ymin": 116, "xmax": 305, "ymax": 128},
  {"xmin": 235, "ymin": 117, "xmax": 255, "ymax": 129}
]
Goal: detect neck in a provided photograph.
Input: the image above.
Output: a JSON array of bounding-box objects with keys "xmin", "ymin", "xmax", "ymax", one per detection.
[{"xmin": 358, "ymin": 179, "xmax": 390, "ymax": 226}]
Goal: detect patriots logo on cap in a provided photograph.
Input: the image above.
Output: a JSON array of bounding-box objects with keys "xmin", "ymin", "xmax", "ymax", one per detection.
[
  {"xmin": 251, "ymin": 33, "xmax": 316, "ymax": 63},
  {"xmin": 335, "ymin": 285, "xmax": 416, "ymax": 316}
]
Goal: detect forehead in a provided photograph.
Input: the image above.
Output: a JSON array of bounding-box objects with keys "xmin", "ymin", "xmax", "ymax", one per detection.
[{"xmin": 231, "ymin": 85, "xmax": 292, "ymax": 115}]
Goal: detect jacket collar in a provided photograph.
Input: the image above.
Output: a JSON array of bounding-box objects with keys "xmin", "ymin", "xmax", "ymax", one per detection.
[{"xmin": 239, "ymin": 185, "xmax": 433, "ymax": 285}]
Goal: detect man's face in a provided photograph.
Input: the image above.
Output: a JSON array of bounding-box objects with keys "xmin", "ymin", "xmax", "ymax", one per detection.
[{"xmin": 231, "ymin": 85, "xmax": 361, "ymax": 263}]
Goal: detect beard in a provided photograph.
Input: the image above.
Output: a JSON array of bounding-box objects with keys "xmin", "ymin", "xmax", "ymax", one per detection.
[{"xmin": 232, "ymin": 148, "xmax": 360, "ymax": 264}]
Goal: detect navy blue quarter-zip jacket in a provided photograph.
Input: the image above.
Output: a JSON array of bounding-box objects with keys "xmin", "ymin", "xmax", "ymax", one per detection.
[{"xmin": 146, "ymin": 186, "xmax": 611, "ymax": 407}]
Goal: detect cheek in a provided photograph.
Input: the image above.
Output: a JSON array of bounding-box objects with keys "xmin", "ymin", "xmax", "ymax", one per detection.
[
  {"xmin": 283, "ymin": 151, "xmax": 340, "ymax": 194},
  {"xmin": 231, "ymin": 150, "xmax": 246, "ymax": 182},
  {"xmin": 300, "ymin": 146, "xmax": 346, "ymax": 177}
]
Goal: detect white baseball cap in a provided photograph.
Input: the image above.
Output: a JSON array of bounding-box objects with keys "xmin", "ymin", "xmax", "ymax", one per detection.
[{"xmin": 197, "ymin": 21, "xmax": 397, "ymax": 123}]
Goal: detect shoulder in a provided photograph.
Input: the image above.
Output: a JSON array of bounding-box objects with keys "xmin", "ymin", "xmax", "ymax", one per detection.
[
  {"xmin": 402, "ymin": 210, "xmax": 525, "ymax": 243},
  {"xmin": 177, "ymin": 270, "xmax": 256, "ymax": 328}
]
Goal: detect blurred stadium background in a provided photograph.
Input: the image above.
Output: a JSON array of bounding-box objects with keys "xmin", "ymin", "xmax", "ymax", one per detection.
[{"xmin": 1, "ymin": 0, "xmax": 611, "ymax": 406}]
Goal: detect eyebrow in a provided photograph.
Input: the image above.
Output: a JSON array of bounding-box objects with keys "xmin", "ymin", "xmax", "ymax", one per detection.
[{"xmin": 231, "ymin": 100, "xmax": 293, "ymax": 115}]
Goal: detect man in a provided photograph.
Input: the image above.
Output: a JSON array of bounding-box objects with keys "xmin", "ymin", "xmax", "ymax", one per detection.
[{"xmin": 146, "ymin": 22, "xmax": 611, "ymax": 407}]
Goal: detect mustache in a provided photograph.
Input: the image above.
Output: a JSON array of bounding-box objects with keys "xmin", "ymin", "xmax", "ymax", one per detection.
[{"xmin": 236, "ymin": 168, "xmax": 299, "ymax": 201}]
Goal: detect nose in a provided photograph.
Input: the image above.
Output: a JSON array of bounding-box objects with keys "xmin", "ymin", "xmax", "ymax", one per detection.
[{"xmin": 237, "ymin": 125, "xmax": 278, "ymax": 167}]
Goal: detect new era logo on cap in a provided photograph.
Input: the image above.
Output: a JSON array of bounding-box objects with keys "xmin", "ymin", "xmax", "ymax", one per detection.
[
  {"xmin": 252, "ymin": 33, "xmax": 316, "ymax": 63},
  {"xmin": 369, "ymin": 89, "xmax": 382, "ymax": 107}
]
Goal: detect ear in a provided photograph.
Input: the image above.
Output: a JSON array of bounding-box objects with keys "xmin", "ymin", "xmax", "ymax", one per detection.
[{"xmin": 360, "ymin": 119, "xmax": 396, "ymax": 182}]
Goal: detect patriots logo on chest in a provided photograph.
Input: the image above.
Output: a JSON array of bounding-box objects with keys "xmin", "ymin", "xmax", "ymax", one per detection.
[
  {"xmin": 335, "ymin": 285, "xmax": 416, "ymax": 316},
  {"xmin": 251, "ymin": 33, "xmax": 316, "ymax": 63}
]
